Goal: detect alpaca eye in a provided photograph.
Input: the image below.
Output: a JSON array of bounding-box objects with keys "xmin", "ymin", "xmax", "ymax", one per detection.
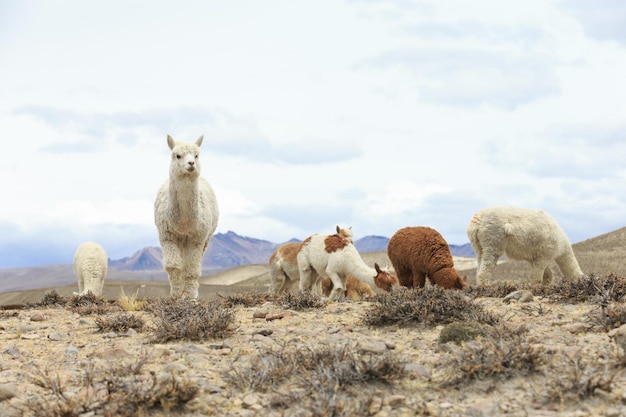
[
  {"xmin": 176, "ymin": 154, "xmax": 181, "ymax": 159},
  {"xmin": 195, "ymin": 154, "xmax": 198, "ymax": 159}
]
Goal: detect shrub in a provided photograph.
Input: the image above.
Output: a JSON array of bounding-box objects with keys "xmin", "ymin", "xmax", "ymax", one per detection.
[
  {"xmin": 67, "ymin": 292, "xmax": 118, "ymax": 315},
  {"xmin": 26, "ymin": 290, "xmax": 67, "ymax": 309},
  {"xmin": 219, "ymin": 290, "xmax": 271, "ymax": 307},
  {"xmin": 362, "ymin": 286, "xmax": 499, "ymax": 327},
  {"xmin": 276, "ymin": 290, "xmax": 327, "ymax": 311},
  {"xmin": 146, "ymin": 297, "xmax": 236, "ymax": 342},
  {"xmin": 439, "ymin": 324, "xmax": 540, "ymax": 386},
  {"xmin": 95, "ymin": 313, "xmax": 146, "ymax": 333}
]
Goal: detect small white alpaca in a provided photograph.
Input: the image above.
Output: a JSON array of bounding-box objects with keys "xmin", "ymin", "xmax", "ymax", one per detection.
[
  {"xmin": 154, "ymin": 135, "xmax": 219, "ymax": 298},
  {"xmin": 297, "ymin": 228, "xmax": 398, "ymax": 300},
  {"xmin": 467, "ymin": 206, "xmax": 584, "ymax": 286},
  {"xmin": 73, "ymin": 242, "xmax": 108, "ymax": 296}
]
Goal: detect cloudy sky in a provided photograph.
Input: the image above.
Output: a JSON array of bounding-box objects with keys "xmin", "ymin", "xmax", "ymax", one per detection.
[{"xmin": 1, "ymin": 0, "xmax": 625, "ymax": 268}]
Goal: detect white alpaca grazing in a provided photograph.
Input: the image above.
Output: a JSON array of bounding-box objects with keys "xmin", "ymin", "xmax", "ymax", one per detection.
[
  {"xmin": 297, "ymin": 229, "xmax": 398, "ymax": 300},
  {"xmin": 467, "ymin": 206, "xmax": 584, "ymax": 286},
  {"xmin": 154, "ymin": 135, "xmax": 219, "ymax": 298},
  {"xmin": 73, "ymin": 242, "xmax": 108, "ymax": 296}
]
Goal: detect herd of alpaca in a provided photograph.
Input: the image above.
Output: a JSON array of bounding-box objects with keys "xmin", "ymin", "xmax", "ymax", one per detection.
[{"xmin": 72, "ymin": 135, "xmax": 585, "ymax": 298}]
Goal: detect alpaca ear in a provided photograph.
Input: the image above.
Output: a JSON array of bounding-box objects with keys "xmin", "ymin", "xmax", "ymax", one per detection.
[
  {"xmin": 374, "ymin": 263, "xmax": 381, "ymax": 273},
  {"xmin": 336, "ymin": 225, "xmax": 340, "ymax": 234},
  {"xmin": 196, "ymin": 135, "xmax": 204, "ymax": 147},
  {"xmin": 167, "ymin": 135, "xmax": 175, "ymax": 150}
]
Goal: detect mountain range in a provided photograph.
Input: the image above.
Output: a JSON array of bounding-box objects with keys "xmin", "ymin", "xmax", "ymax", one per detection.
[{"xmin": 109, "ymin": 231, "xmax": 475, "ymax": 273}]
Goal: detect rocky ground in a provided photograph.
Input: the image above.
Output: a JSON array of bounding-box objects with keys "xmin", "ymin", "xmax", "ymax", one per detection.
[{"xmin": 1, "ymin": 284, "xmax": 626, "ymax": 417}]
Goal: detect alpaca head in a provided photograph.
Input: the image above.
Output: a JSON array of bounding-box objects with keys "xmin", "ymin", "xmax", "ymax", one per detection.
[
  {"xmin": 373, "ymin": 263, "xmax": 399, "ymax": 292},
  {"xmin": 433, "ymin": 268, "xmax": 469, "ymax": 290},
  {"xmin": 167, "ymin": 135, "xmax": 204, "ymax": 179},
  {"xmin": 336, "ymin": 225, "xmax": 353, "ymax": 243}
]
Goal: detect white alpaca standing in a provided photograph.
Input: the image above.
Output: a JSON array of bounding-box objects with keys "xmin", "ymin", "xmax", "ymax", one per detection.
[
  {"xmin": 467, "ymin": 206, "xmax": 583, "ymax": 286},
  {"xmin": 297, "ymin": 230, "xmax": 398, "ymax": 300},
  {"xmin": 154, "ymin": 135, "xmax": 219, "ymax": 298},
  {"xmin": 73, "ymin": 242, "xmax": 108, "ymax": 296}
]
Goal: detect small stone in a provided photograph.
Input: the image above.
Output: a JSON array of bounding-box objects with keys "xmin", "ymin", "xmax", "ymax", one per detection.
[
  {"xmin": 48, "ymin": 332, "xmax": 66, "ymax": 341},
  {"xmin": 0, "ymin": 383, "xmax": 17, "ymax": 401},
  {"xmin": 253, "ymin": 329, "xmax": 273, "ymax": 336},
  {"xmin": 266, "ymin": 312, "xmax": 287, "ymax": 321},
  {"xmin": 125, "ymin": 328, "xmax": 137, "ymax": 337},
  {"xmin": 65, "ymin": 346, "xmax": 79, "ymax": 357},
  {"xmin": 20, "ymin": 333, "xmax": 41, "ymax": 340},
  {"xmin": 242, "ymin": 393, "xmax": 260, "ymax": 408},
  {"xmin": 30, "ymin": 313, "xmax": 46, "ymax": 322},
  {"xmin": 3, "ymin": 345, "xmax": 20, "ymax": 357},
  {"xmin": 384, "ymin": 340, "xmax": 396, "ymax": 349},
  {"xmin": 356, "ymin": 339, "xmax": 387, "ymax": 354},
  {"xmin": 253, "ymin": 311, "xmax": 268, "ymax": 319},
  {"xmin": 383, "ymin": 395, "xmax": 406, "ymax": 407},
  {"xmin": 405, "ymin": 363, "xmax": 431, "ymax": 380},
  {"xmin": 503, "ymin": 290, "xmax": 534, "ymax": 303}
]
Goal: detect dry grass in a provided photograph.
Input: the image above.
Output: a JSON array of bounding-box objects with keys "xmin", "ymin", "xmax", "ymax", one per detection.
[
  {"xmin": 275, "ymin": 290, "xmax": 327, "ymax": 311},
  {"xmin": 66, "ymin": 292, "xmax": 120, "ymax": 315},
  {"xmin": 438, "ymin": 324, "xmax": 540, "ymax": 386},
  {"xmin": 22, "ymin": 356, "xmax": 198, "ymax": 417},
  {"xmin": 362, "ymin": 286, "xmax": 499, "ymax": 327},
  {"xmin": 95, "ymin": 312, "xmax": 146, "ymax": 333},
  {"xmin": 117, "ymin": 286, "xmax": 145, "ymax": 311},
  {"xmin": 218, "ymin": 290, "xmax": 272, "ymax": 307},
  {"xmin": 224, "ymin": 342, "xmax": 408, "ymax": 415},
  {"xmin": 146, "ymin": 296, "xmax": 236, "ymax": 342}
]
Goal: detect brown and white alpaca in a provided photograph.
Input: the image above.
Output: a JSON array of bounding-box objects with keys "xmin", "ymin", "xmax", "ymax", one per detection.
[
  {"xmin": 387, "ymin": 226, "xmax": 468, "ymax": 290},
  {"xmin": 297, "ymin": 228, "xmax": 398, "ymax": 300},
  {"xmin": 268, "ymin": 226, "xmax": 357, "ymax": 296},
  {"xmin": 268, "ymin": 241, "xmax": 302, "ymax": 295}
]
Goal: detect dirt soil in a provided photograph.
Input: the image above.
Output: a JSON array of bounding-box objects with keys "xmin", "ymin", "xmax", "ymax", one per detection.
[{"xmin": 1, "ymin": 287, "xmax": 626, "ymax": 417}]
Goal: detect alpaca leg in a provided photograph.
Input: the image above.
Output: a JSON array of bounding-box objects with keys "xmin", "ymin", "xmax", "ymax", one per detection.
[
  {"xmin": 299, "ymin": 265, "xmax": 315, "ymax": 291},
  {"xmin": 327, "ymin": 272, "xmax": 346, "ymax": 300},
  {"xmin": 529, "ymin": 261, "xmax": 551, "ymax": 287},
  {"xmin": 77, "ymin": 275, "xmax": 84, "ymax": 295},
  {"xmin": 475, "ymin": 251, "xmax": 500, "ymax": 285},
  {"xmin": 413, "ymin": 272, "xmax": 427, "ymax": 288},
  {"xmin": 542, "ymin": 267, "xmax": 554, "ymax": 286},
  {"xmin": 168, "ymin": 268, "xmax": 184, "ymax": 297},
  {"xmin": 180, "ymin": 244, "xmax": 205, "ymax": 298},
  {"xmin": 555, "ymin": 251, "xmax": 583, "ymax": 279}
]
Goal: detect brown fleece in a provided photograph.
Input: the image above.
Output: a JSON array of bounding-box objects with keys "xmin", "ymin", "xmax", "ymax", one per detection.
[
  {"xmin": 324, "ymin": 233, "xmax": 350, "ymax": 253},
  {"xmin": 387, "ymin": 226, "xmax": 468, "ymax": 290},
  {"xmin": 276, "ymin": 242, "xmax": 302, "ymax": 265}
]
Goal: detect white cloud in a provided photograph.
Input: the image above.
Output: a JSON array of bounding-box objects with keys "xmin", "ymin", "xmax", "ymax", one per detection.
[{"xmin": 0, "ymin": 0, "xmax": 625, "ymax": 267}]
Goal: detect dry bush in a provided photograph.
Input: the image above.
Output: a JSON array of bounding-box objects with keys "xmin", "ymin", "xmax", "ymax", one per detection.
[
  {"xmin": 224, "ymin": 343, "xmax": 407, "ymax": 414},
  {"xmin": 146, "ymin": 296, "xmax": 236, "ymax": 342},
  {"xmin": 0, "ymin": 310, "xmax": 19, "ymax": 319},
  {"xmin": 362, "ymin": 286, "xmax": 499, "ymax": 327},
  {"xmin": 540, "ymin": 352, "xmax": 618, "ymax": 404},
  {"xmin": 25, "ymin": 290, "xmax": 67, "ymax": 309},
  {"xmin": 67, "ymin": 292, "xmax": 119, "ymax": 315},
  {"xmin": 438, "ymin": 321, "xmax": 487, "ymax": 345},
  {"xmin": 466, "ymin": 282, "xmax": 527, "ymax": 299},
  {"xmin": 219, "ymin": 290, "xmax": 271, "ymax": 307},
  {"xmin": 439, "ymin": 324, "xmax": 540, "ymax": 386},
  {"xmin": 546, "ymin": 273, "xmax": 626, "ymax": 304},
  {"xmin": 22, "ymin": 356, "xmax": 198, "ymax": 417},
  {"xmin": 95, "ymin": 312, "xmax": 146, "ymax": 333},
  {"xmin": 276, "ymin": 290, "xmax": 327, "ymax": 311}
]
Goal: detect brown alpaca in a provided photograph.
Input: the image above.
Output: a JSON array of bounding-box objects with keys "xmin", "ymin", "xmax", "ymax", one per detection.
[
  {"xmin": 387, "ymin": 226, "xmax": 468, "ymax": 290},
  {"xmin": 321, "ymin": 275, "xmax": 376, "ymax": 300}
]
